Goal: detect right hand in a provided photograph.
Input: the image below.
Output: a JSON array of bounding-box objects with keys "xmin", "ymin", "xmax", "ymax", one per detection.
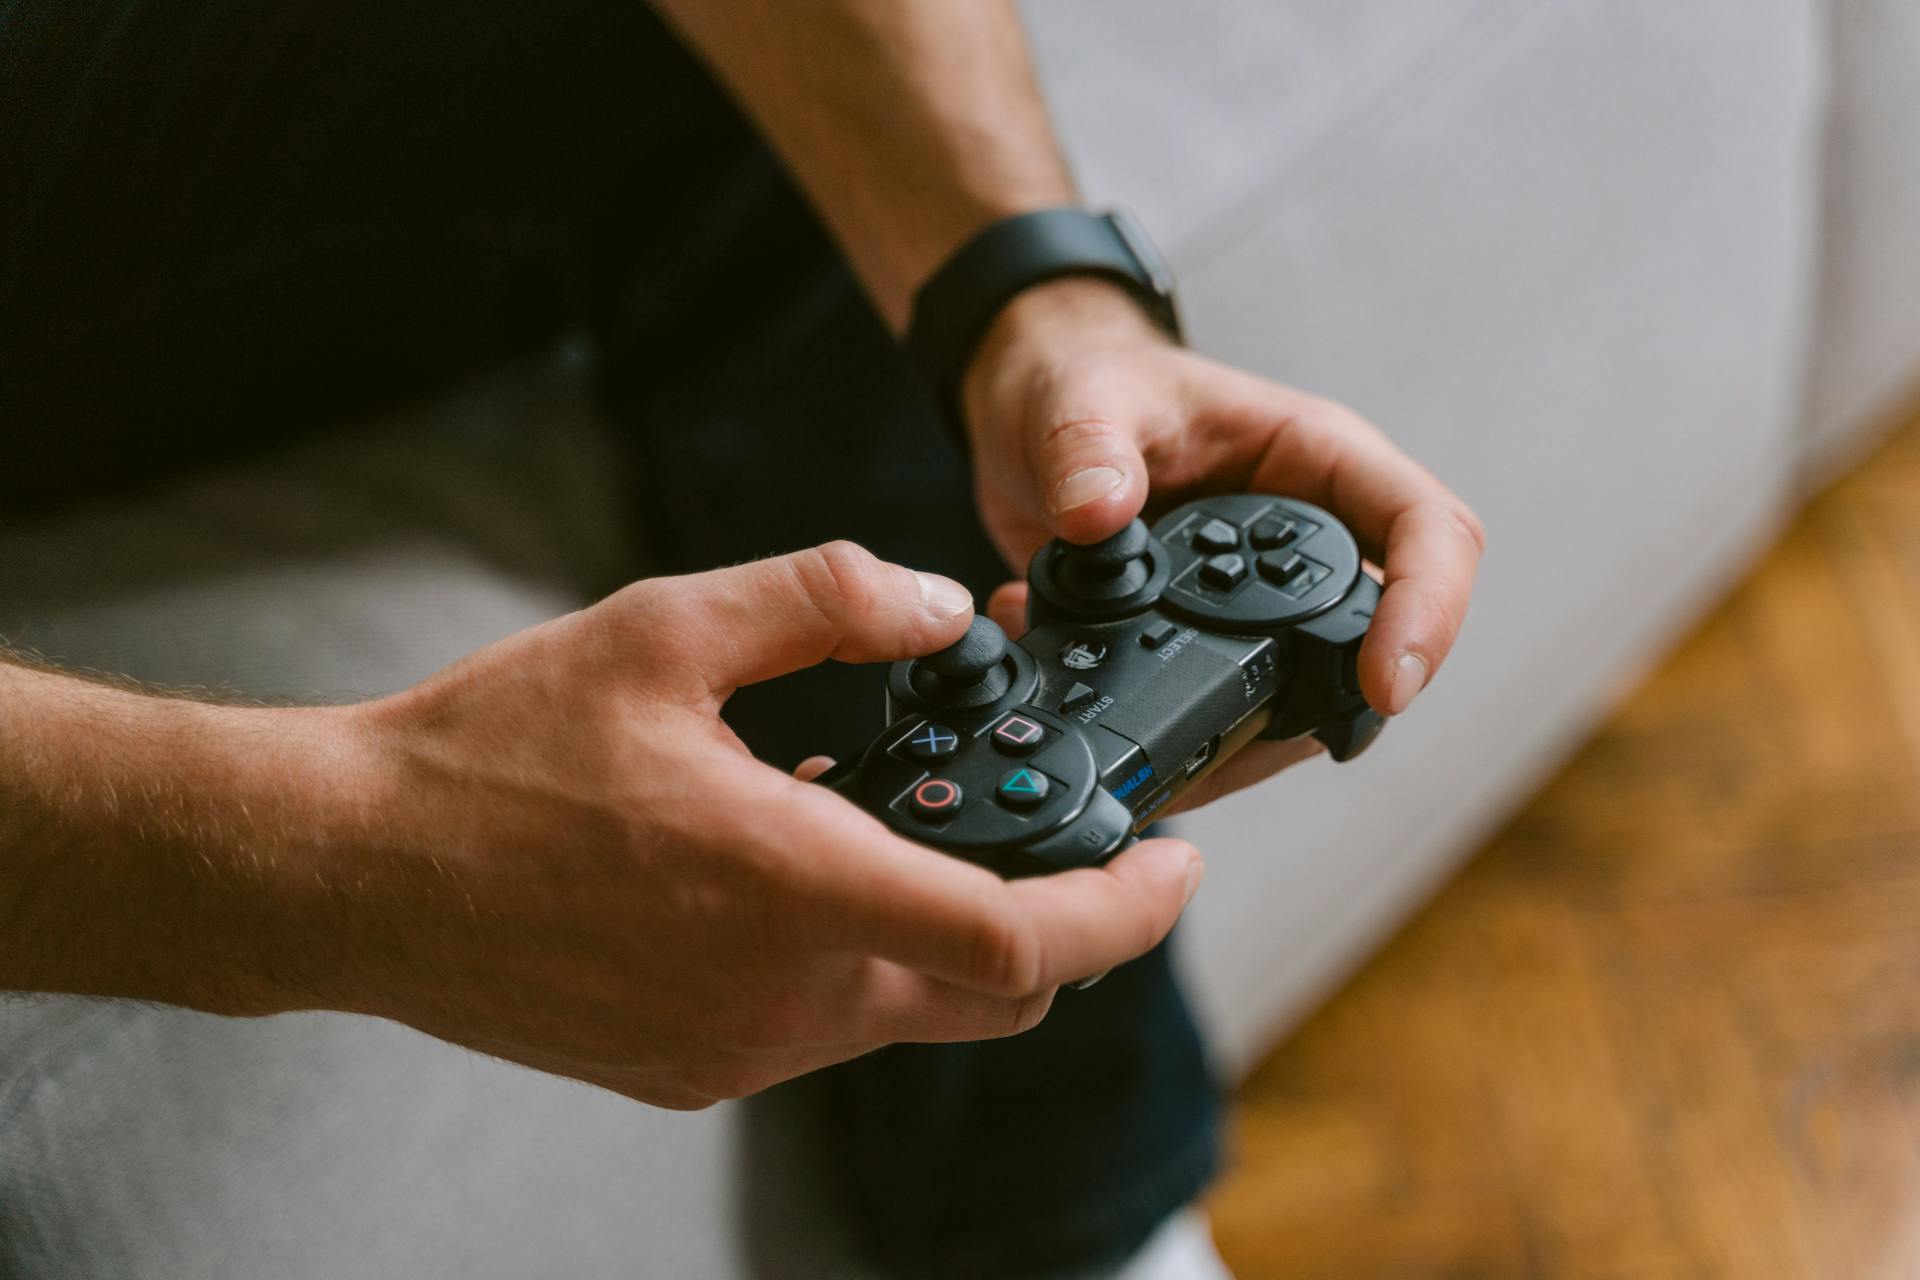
[{"xmin": 310, "ymin": 542, "xmax": 1202, "ymax": 1110}]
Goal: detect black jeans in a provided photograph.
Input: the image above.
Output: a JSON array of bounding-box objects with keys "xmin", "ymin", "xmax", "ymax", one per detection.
[{"xmin": 0, "ymin": 3, "xmax": 1220, "ymax": 1274}]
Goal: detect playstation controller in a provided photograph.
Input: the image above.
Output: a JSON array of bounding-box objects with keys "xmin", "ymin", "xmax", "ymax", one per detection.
[{"xmin": 819, "ymin": 495, "xmax": 1386, "ymax": 877}]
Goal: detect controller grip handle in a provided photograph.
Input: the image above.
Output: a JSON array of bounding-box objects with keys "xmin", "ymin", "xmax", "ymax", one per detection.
[
  {"xmin": 814, "ymin": 758, "xmax": 859, "ymax": 794},
  {"xmin": 1314, "ymin": 706, "xmax": 1387, "ymax": 762}
]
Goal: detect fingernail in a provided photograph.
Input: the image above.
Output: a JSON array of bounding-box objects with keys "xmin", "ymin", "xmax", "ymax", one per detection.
[
  {"xmin": 1182, "ymin": 856, "xmax": 1206, "ymax": 906},
  {"xmin": 1387, "ymin": 652, "xmax": 1429, "ymax": 715},
  {"xmin": 915, "ymin": 572, "xmax": 973, "ymax": 620},
  {"xmin": 1050, "ymin": 465, "xmax": 1125, "ymax": 514}
]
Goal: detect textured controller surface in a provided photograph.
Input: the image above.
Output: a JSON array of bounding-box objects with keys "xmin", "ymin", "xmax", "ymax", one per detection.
[{"xmin": 821, "ymin": 495, "xmax": 1386, "ymax": 878}]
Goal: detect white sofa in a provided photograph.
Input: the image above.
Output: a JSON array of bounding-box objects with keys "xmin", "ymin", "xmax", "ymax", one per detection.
[{"xmin": 1023, "ymin": 0, "xmax": 1920, "ymax": 1075}]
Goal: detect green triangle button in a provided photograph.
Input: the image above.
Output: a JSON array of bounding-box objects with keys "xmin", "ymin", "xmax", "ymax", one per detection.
[{"xmin": 997, "ymin": 767, "xmax": 1050, "ymax": 809}]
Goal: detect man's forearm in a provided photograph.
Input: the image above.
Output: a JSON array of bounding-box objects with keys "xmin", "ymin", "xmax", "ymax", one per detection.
[
  {"xmin": 647, "ymin": 0, "xmax": 1076, "ymax": 330},
  {"xmin": 0, "ymin": 660, "xmax": 364, "ymax": 1013}
]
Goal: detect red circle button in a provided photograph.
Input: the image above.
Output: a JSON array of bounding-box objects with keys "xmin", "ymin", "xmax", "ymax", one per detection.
[{"xmin": 909, "ymin": 778, "xmax": 964, "ymax": 820}]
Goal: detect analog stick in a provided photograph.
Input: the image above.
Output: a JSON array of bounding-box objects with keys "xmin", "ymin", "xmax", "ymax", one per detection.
[
  {"xmin": 910, "ymin": 616, "xmax": 1013, "ymax": 707},
  {"xmin": 1058, "ymin": 519, "xmax": 1153, "ymax": 601}
]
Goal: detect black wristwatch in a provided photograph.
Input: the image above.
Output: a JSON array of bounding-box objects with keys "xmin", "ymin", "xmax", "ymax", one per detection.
[{"xmin": 905, "ymin": 207, "xmax": 1183, "ymax": 445}]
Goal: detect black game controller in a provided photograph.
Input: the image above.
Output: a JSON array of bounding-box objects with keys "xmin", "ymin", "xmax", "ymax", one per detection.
[{"xmin": 820, "ymin": 495, "xmax": 1385, "ymax": 877}]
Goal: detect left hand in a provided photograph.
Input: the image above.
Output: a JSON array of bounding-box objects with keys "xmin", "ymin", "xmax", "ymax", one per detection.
[{"xmin": 960, "ymin": 279, "xmax": 1485, "ymax": 801}]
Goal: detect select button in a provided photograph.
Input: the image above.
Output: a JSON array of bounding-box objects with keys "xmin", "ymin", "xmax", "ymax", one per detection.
[{"xmin": 1140, "ymin": 620, "xmax": 1180, "ymax": 649}]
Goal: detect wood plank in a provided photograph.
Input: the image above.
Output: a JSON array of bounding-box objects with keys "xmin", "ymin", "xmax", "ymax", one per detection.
[{"xmin": 1212, "ymin": 405, "xmax": 1920, "ymax": 1278}]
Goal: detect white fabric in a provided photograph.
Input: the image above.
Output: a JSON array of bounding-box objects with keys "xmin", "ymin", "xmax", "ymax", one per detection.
[
  {"xmin": 0, "ymin": 363, "xmax": 746, "ymax": 1280},
  {"xmin": 1026, "ymin": 0, "xmax": 1827, "ymax": 1071},
  {"xmin": 1805, "ymin": 0, "xmax": 1920, "ymax": 468}
]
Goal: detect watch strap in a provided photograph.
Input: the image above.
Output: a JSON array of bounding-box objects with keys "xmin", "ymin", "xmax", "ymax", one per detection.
[{"xmin": 905, "ymin": 207, "xmax": 1182, "ymax": 446}]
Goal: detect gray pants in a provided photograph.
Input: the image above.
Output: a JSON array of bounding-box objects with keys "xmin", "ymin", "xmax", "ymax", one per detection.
[{"xmin": 0, "ymin": 360, "xmax": 759, "ymax": 1278}]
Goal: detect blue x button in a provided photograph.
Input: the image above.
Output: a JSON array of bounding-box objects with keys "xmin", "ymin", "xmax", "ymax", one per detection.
[{"xmin": 904, "ymin": 722, "xmax": 960, "ymax": 762}]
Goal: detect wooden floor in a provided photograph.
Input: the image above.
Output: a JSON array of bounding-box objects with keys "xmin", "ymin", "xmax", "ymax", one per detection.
[{"xmin": 1210, "ymin": 407, "xmax": 1920, "ymax": 1279}]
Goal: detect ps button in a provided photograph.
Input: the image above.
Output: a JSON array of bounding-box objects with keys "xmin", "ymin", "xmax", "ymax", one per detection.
[
  {"xmin": 1257, "ymin": 551, "xmax": 1308, "ymax": 586},
  {"xmin": 908, "ymin": 777, "xmax": 964, "ymax": 820},
  {"xmin": 1060, "ymin": 682, "xmax": 1100, "ymax": 712},
  {"xmin": 1199, "ymin": 554, "xmax": 1249, "ymax": 590},
  {"xmin": 1249, "ymin": 517, "xmax": 1298, "ymax": 550},
  {"xmin": 991, "ymin": 713, "xmax": 1048, "ymax": 755},
  {"xmin": 1140, "ymin": 620, "xmax": 1180, "ymax": 649},
  {"xmin": 1059, "ymin": 638, "xmax": 1108, "ymax": 671},
  {"xmin": 995, "ymin": 767, "xmax": 1051, "ymax": 811},
  {"xmin": 1191, "ymin": 517, "xmax": 1240, "ymax": 554},
  {"xmin": 903, "ymin": 722, "xmax": 960, "ymax": 762}
]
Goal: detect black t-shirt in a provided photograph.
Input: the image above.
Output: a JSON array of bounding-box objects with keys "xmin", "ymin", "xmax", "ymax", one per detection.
[{"xmin": 0, "ymin": 0, "xmax": 737, "ymax": 514}]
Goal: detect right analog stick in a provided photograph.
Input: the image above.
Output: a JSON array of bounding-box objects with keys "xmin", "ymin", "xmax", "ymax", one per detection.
[{"xmin": 1059, "ymin": 519, "xmax": 1153, "ymax": 600}]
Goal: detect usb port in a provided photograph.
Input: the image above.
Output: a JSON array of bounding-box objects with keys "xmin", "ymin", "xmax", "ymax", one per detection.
[{"xmin": 1182, "ymin": 738, "xmax": 1218, "ymax": 779}]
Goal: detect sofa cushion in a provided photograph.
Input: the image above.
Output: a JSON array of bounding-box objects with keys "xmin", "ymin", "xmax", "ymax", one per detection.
[
  {"xmin": 1021, "ymin": 0, "xmax": 1519, "ymax": 254},
  {"xmin": 1805, "ymin": 0, "xmax": 1920, "ymax": 466},
  {"xmin": 1028, "ymin": 0, "xmax": 1827, "ymax": 1069}
]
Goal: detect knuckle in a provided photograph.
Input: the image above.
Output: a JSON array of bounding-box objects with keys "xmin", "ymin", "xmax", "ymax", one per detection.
[
  {"xmin": 1133, "ymin": 899, "xmax": 1173, "ymax": 954},
  {"xmin": 1410, "ymin": 497, "xmax": 1486, "ymax": 558},
  {"xmin": 1303, "ymin": 395, "xmax": 1374, "ymax": 438},
  {"xmin": 1036, "ymin": 415, "xmax": 1121, "ymax": 462},
  {"xmin": 612, "ymin": 577, "xmax": 693, "ymax": 644},
  {"xmin": 1000, "ymin": 991, "xmax": 1054, "ymax": 1039},
  {"xmin": 795, "ymin": 540, "xmax": 885, "ymax": 627},
  {"xmin": 970, "ymin": 911, "xmax": 1044, "ymax": 996},
  {"xmin": 1448, "ymin": 501, "xmax": 1489, "ymax": 554},
  {"xmin": 590, "ymin": 582, "xmax": 708, "ymax": 691}
]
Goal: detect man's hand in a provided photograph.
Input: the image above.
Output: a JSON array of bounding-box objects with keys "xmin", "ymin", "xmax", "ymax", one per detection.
[
  {"xmin": 0, "ymin": 543, "xmax": 1202, "ymax": 1110},
  {"xmin": 963, "ymin": 280, "xmax": 1486, "ymax": 721},
  {"xmin": 958, "ymin": 280, "xmax": 1485, "ymax": 805}
]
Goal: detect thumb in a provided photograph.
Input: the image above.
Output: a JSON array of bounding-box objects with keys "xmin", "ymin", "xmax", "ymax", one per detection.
[
  {"xmin": 661, "ymin": 541, "xmax": 974, "ymax": 692},
  {"xmin": 1032, "ymin": 413, "xmax": 1151, "ymax": 545}
]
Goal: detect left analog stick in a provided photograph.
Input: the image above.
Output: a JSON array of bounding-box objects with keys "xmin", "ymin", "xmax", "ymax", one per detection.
[{"xmin": 910, "ymin": 616, "xmax": 1012, "ymax": 708}]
